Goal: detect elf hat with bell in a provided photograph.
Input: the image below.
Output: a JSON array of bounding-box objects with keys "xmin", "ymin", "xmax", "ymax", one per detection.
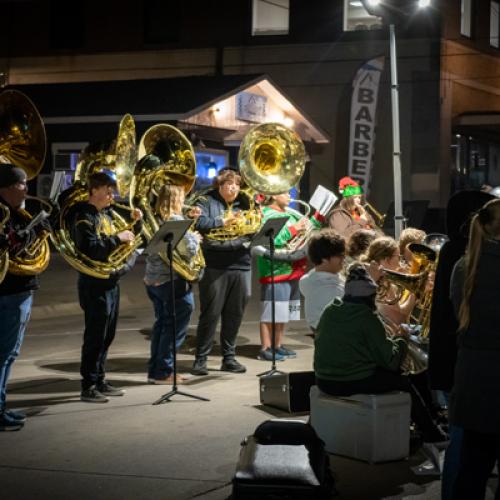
[{"xmin": 338, "ymin": 176, "xmax": 363, "ymax": 197}]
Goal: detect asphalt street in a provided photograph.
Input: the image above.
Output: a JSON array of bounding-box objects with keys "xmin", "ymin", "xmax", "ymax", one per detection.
[{"xmin": 1, "ymin": 254, "xmax": 497, "ymax": 500}]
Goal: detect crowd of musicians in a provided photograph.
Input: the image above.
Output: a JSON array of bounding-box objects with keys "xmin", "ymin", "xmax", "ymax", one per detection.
[{"xmin": 1, "ymin": 99, "xmax": 499, "ymax": 499}]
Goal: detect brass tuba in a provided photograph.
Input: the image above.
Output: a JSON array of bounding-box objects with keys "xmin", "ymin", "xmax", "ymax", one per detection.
[
  {"xmin": 0, "ymin": 89, "xmax": 51, "ymax": 277},
  {"xmin": 131, "ymin": 123, "xmax": 204, "ymax": 281},
  {"xmin": 51, "ymin": 114, "xmax": 143, "ymax": 279}
]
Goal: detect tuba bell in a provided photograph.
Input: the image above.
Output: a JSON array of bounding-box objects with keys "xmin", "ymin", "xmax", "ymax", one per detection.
[
  {"xmin": 51, "ymin": 114, "xmax": 143, "ymax": 279},
  {"xmin": 0, "ymin": 89, "xmax": 51, "ymax": 278},
  {"xmin": 131, "ymin": 123, "xmax": 204, "ymax": 282}
]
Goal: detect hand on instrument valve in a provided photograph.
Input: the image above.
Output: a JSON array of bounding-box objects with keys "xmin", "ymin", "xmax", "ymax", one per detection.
[
  {"xmin": 223, "ymin": 210, "xmax": 240, "ymax": 227},
  {"xmin": 117, "ymin": 230, "xmax": 135, "ymax": 244},
  {"xmin": 131, "ymin": 208, "xmax": 143, "ymax": 221},
  {"xmin": 186, "ymin": 206, "xmax": 201, "ymax": 219},
  {"xmin": 293, "ymin": 217, "xmax": 309, "ymax": 233}
]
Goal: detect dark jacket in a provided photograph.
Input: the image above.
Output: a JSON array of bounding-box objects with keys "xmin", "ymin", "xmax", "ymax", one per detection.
[
  {"xmin": 0, "ymin": 195, "xmax": 39, "ymax": 296},
  {"xmin": 428, "ymin": 190, "xmax": 495, "ymax": 391},
  {"xmin": 314, "ymin": 298, "xmax": 407, "ymax": 381},
  {"xmin": 449, "ymin": 240, "xmax": 500, "ymax": 434},
  {"xmin": 70, "ymin": 202, "xmax": 123, "ymax": 288},
  {"xmin": 193, "ymin": 189, "xmax": 251, "ymax": 271}
]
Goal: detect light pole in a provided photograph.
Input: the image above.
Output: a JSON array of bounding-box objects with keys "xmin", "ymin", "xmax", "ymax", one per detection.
[{"xmin": 361, "ymin": 0, "xmax": 432, "ymax": 239}]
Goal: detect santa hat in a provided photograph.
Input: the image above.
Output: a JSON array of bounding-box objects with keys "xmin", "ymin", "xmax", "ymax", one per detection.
[{"xmin": 338, "ymin": 176, "xmax": 363, "ymax": 198}]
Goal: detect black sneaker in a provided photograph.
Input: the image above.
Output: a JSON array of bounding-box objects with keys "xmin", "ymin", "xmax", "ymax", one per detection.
[
  {"xmin": 191, "ymin": 359, "xmax": 208, "ymax": 376},
  {"xmin": 97, "ymin": 382, "xmax": 125, "ymax": 397},
  {"xmin": 81, "ymin": 386, "xmax": 109, "ymax": 403},
  {"xmin": 221, "ymin": 358, "xmax": 247, "ymax": 373},
  {"xmin": 0, "ymin": 411, "xmax": 24, "ymax": 431}
]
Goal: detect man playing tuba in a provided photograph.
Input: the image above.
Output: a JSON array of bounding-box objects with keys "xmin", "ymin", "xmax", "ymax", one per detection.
[
  {"xmin": 0, "ymin": 164, "xmax": 50, "ymax": 430},
  {"xmin": 191, "ymin": 166, "xmax": 252, "ymax": 376},
  {"xmin": 70, "ymin": 171, "xmax": 142, "ymax": 403}
]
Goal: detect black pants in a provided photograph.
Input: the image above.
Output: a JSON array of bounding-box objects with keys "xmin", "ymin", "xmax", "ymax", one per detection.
[
  {"xmin": 452, "ymin": 430, "xmax": 500, "ymax": 500},
  {"xmin": 316, "ymin": 368, "xmax": 443, "ymax": 442},
  {"xmin": 78, "ymin": 282, "xmax": 120, "ymax": 390},
  {"xmin": 195, "ymin": 268, "xmax": 251, "ymax": 360}
]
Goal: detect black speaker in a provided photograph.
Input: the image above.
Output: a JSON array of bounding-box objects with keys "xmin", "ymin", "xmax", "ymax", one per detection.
[{"xmin": 259, "ymin": 371, "xmax": 316, "ymax": 413}]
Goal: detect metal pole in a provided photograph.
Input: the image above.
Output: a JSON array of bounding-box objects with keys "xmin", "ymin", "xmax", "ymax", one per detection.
[{"xmin": 389, "ymin": 23, "xmax": 404, "ymax": 239}]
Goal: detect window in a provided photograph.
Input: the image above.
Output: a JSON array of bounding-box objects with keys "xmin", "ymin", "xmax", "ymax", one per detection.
[
  {"xmin": 460, "ymin": 0, "xmax": 473, "ymax": 37},
  {"xmin": 343, "ymin": 0, "xmax": 382, "ymax": 32},
  {"xmin": 491, "ymin": 1, "xmax": 499, "ymax": 48},
  {"xmin": 252, "ymin": 0, "xmax": 289, "ymax": 36}
]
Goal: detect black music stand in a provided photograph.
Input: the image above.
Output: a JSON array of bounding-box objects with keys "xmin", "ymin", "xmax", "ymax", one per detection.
[
  {"xmin": 146, "ymin": 219, "xmax": 209, "ymax": 405},
  {"xmin": 251, "ymin": 217, "xmax": 288, "ymax": 377}
]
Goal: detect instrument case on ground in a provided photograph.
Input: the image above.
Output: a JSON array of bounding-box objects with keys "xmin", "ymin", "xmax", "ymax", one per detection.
[
  {"xmin": 259, "ymin": 370, "xmax": 315, "ymax": 412},
  {"xmin": 232, "ymin": 419, "xmax": 336, "ymax": 500}
]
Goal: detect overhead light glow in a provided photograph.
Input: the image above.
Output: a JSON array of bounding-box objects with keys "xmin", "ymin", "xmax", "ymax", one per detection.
[
  {"xmin": 418, "ymin": 0, "xmax": 431, "ymax": 8},
  {"xmin": 349, "ymin": 1, "xmax": 363, "ymax": 6},
  {"xmin": 283, "ymin": 116, "xmax": 294, "ymax": 128},
  {"xmin": 367, "ymin": 0, "xmax": 380, "ymax": 6}
]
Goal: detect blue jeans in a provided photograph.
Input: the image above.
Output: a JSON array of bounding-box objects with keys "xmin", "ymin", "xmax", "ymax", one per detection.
[
  {"xmin": 146, "ymin": 280, "xmax": 194, "ymax": 379},
  {"xmin": 0, "ymin": 292, "xmax": 33, "ymax": 411}
]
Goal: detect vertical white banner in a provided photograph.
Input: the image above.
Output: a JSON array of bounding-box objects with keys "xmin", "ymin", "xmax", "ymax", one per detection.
[{"xmin": 347, "ymin": 56, "xmax": 385, "ymax": 195}]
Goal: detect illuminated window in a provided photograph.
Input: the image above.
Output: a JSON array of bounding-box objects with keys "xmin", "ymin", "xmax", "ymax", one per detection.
[
  {"xmin": 461, "ymin": 0, "xmax": 473, "ymax": 37},
  {"xmin": 491, "ymin": 1, "xmax": 499, "ymax": 48},
  {"xmin": 343, "ymin": 0, "xmax": 382, "ymax": 32},
  {"xmin": 252, "ymin": 0, "xmax": 289, "ymax": 36}
]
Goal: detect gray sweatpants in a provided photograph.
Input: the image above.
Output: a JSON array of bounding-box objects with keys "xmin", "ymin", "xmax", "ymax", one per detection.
[{"xmin": 195, "ymin": 267, "xmax": 251, "ymax": 360}]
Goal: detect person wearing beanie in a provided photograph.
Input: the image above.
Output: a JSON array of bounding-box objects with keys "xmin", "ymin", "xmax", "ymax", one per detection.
[
  {"xmin": 0, "ymin": 163, "xmax": 38, "ymax": 431},
  {"xmin": 69, "ymin": 171, "xmax": 142, "ymax": 403},
  {"xmin": 328, "ymin": 176, "xmax": 382, "ymax": 239},
  {"xmin": 314, "ymin": 263, "xmax": 446, "ymax": 444}
]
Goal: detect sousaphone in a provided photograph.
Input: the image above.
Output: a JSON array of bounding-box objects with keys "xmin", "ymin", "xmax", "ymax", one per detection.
[
  {"xmin": 51, "ymin": 114, "xmax": 143, "ymax": 279},
  {"xmin": 0, "ymin": 89, "xmax": 51, "ymax": 280}
]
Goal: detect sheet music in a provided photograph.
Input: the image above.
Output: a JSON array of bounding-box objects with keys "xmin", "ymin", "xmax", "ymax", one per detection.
[{"xmin": 309, "ymin": 185, "xmax": 337, "ymax": 216}]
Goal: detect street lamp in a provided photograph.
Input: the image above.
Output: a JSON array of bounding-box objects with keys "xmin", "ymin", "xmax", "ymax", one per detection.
[{"xmin": 361, "ymin": 0, "xmax": 432, "ymax": 238}]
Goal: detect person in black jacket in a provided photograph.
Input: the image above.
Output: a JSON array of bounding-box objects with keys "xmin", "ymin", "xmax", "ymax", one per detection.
[
  {"xmin": 448, "ymin": 198, "xmax": 500, "ymax": 500},
  {"xmin": 191, "ymin": 167, "xmax": 252, "ymax": 375},
  {"xmin": 0, "ymin": 164, "xmax": 45, "ymax": 431},
  {"xmin": 427, "ymin": 191, "xmax": 494, "ymax": 500},
  {"xmin": 71, "ymin": 171, "xmax": 142, "ymax": 403}
]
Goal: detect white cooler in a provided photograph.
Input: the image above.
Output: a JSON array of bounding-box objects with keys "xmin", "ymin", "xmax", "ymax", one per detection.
[{"xmin": 309, "ymin": 385, "xmax": 411, "ymax": 463}]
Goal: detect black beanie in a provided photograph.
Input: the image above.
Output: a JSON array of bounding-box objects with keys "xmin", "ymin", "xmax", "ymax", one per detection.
[{"xmin": 0, "ymin": 163, "xmax": 27, "ymax": 188}]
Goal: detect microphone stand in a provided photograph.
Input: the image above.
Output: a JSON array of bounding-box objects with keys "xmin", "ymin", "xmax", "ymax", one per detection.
[
  {"xmin": 258, "ymin": 227, "xmax": 285, "ymax": 378},
  {"xmin": 153, "ymin": 232, "xmax": 209, "ymax": 405}
]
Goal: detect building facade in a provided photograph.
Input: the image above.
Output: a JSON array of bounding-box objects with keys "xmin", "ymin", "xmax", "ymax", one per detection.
[{"xmin": 1, "ymin": 0, "xmax": 499, "ymax": 228}]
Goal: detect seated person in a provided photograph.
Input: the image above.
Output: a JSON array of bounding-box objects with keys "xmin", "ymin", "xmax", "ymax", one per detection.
[
  {"xmin": 398, "ymin": 227, "xmax": 426, "ymax": 271},
  {"xmin": 364, "ymin": 236, "xmax": 416, "ymax": 329},
  {"xmin": 314, "ymin": 263, "xmax": 446, "ymax": 443},
  {"xmin": 299, "ymin": 229, "xmax": 346, "ymax": 331},
  {"xmin": 343, "ymin": 228, "xmax": 377, "ymax": 275}
]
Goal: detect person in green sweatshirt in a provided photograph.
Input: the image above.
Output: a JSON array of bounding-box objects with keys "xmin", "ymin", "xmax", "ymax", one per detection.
[
  {"xmin": 315, "ymin": 263, "xmax": 446, "ymax": 444},
  {"xmin": 256, "ymin": 191, "xmax": 323, "ymax": 361}
]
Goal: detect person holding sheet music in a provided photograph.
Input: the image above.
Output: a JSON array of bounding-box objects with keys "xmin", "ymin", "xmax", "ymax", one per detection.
[
  {"xmin": 257, "ymin": 192, "xmax": 324, "ymax": 361},
  {"xmin": 144, "ymin": 184, "xmax": 201, "ymax": 385}
]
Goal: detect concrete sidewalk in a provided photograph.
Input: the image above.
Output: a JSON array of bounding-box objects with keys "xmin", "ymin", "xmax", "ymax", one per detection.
[{"xmin": 1, "ymin": 255, "xmax": 497, "ymax": 499}]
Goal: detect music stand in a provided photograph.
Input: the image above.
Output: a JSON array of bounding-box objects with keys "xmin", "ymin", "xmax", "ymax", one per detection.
[
  {"xmin": 145, "ymin": 219, "xmax": 210, "ymax": 405},
  {"xmin": 382, "ymin": 200, "xmax": 430, "ymax": 237},
  {"xmin": 250, "ymin": 217, "xmax": 288, "ymax": 377}
]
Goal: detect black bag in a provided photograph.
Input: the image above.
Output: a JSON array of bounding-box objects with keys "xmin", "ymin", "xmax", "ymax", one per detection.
[{"xmin": 232, "ymin": 419, "xmax": 336, "ymax": 499}]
